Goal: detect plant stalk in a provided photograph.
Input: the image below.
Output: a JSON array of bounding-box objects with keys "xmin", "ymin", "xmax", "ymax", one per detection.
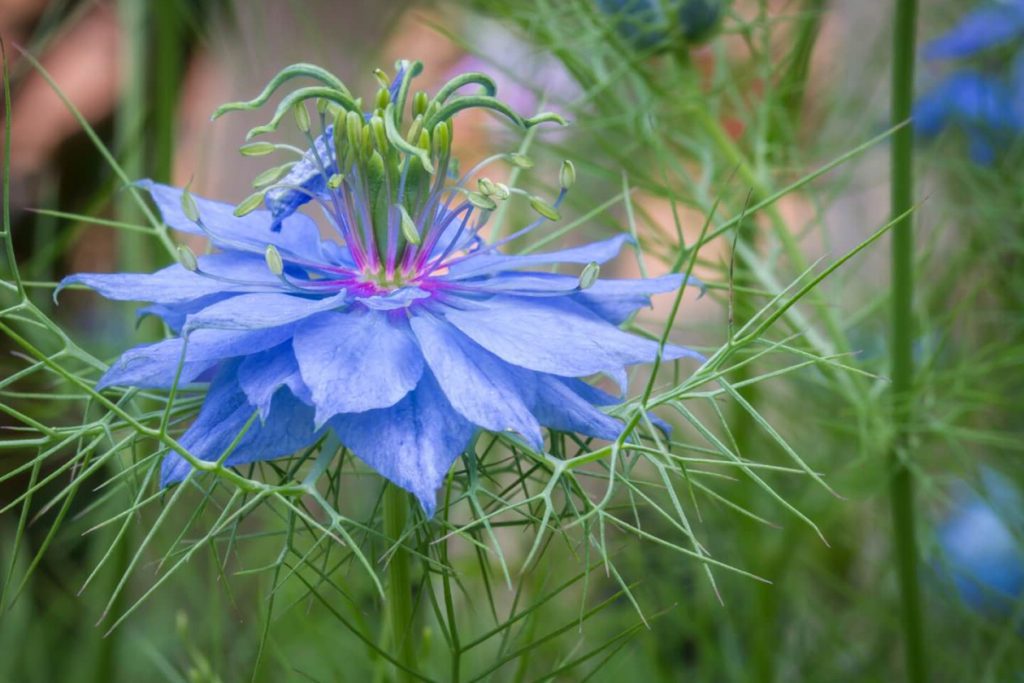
[
  {"xmin": 383, "ymin": 484, "xmax": 415, "ymax": 683},
  {"xmin": 889, "ymin": 0, "xmax": 926, "ymax": 681}
]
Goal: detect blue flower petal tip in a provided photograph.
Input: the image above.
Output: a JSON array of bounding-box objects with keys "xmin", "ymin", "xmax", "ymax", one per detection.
[{"xmin": 74, "ymin": 62, "xmax": 700, "ymax": 514}]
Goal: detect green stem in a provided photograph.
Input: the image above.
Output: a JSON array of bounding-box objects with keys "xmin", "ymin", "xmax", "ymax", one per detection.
[
  {"xmin": 384, "ymin": 484, "xmax": 416, "ymax": 683},
  {"xmin": 889, "ymin": 1, "xmax": 926, "ymax": 682}
]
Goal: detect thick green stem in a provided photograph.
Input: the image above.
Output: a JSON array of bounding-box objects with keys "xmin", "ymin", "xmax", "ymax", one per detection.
[
  {"xmin": 889, "ymin": 1, "xmax": 926, "ymax": 681},
  {"xmin": 384, "ymin": 485, "xmax": 415, "ymax": 683}
]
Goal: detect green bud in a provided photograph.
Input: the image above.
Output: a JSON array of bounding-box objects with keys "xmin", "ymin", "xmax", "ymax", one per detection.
[
  {"xmin": 239, "ymin": 141, "xmax": 276, "ymax": 157},
  {"xmin": 412, "ymin": 91, "xmax": 429, "ymax": 117},
  {"xmin": 265, "ymin": 244, "xmax": 283, "ymax": 276},
  {"xmin": 529, "ymin": 196, "xmax": 561, "ymax": 221},
  {"xmin": 509, "ymin": 153, "xmax": 534, "ymax": 169},
  {"xmin": 292, "ymin": 102, "xmax": 311, "ymax": 134},
  {"xmin": 233, "ymin": 191, "xmax": 265, "ymax": 217},
  {"xmin": 559, "ymin": 160, "xmax": 576, "ymax": 190},
  {"xmin": 177, "ymin": 245, "xmax": 198, "ymax": 272},
  {"xmin": 397, "ymin": 204, "xmax": 421, "ymax": 245},
  {"xmin": 579, "ymin": 261, "xmax": 600, "ymax": 289},
  {"xmin": 180, "ymin": 187, "xmax": 200, "ymax": 223},
  {"xmin": 468, "ymin": 192, "xmax": 497, "ymax": 211}
]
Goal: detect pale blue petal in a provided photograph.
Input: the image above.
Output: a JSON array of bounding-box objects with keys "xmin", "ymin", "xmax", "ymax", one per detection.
[
  {"xmin": 446, "ymin": 234, "xmax": 634, "ymax": 278},
  {"xmin": 161, "ymin": 365, "xmax": 321, "ymax": 485},
  {"xmin": 98, "ymin": 324, "xmax": 297, "ymax": 389},
  {"xmin": 265, "ymin": 126, "xmax": 335, "ymax": 230},
  {"xmin": 533, "ymin": 374, "xmax": 624, "ymax": 440},
  {"xmin": 183, "ymin": 291, "xmax": 347, "ymax": 332},
  {"xmin": 573, "ymin": 274, "xmax": 689, "ymax": 324},
  {"xmin": 292, "ymin": 310, "xmax": 425, "ymax": 425},
  {"xmin": 410, "ymin": 314, "xmax": 542, "ymax": 449},
  {"xmin": 441, "ymin": 295, "xmax": 698, "ymax": 378},
  {"xmin": 137, "ymin": 294, "xmax": 231, "ymax": 333},
  {"xmin": 139, "ymin": 181, "xmax": 325, "ymax": 261},
  {"xmin": 237, "ymin": 344, "xmax": 311, "ymax": 420},
  {"xmin": 359, "ymin": 286, "xmax": 431, "ymax": 310},
  {"xmin": 330, "ymin": 372, "xmax": 476, "ymax": 515}
]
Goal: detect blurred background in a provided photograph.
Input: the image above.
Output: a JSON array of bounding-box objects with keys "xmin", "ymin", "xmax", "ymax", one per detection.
[{"xmin": 1, "ymin": 1, "xmax": 1023, "ymax": 681}]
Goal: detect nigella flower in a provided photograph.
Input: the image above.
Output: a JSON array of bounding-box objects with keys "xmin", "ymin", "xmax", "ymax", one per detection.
[
  {"xmin": 913, "ymin": 1, "xmax": 1024, "ymax": 163},
  {"xmin": 936, "ymin": 468, "xmax": 1024, "ymax": 613},
  {"xmin": 61, "ymin": 61, "xmax": 701, "ymax": 513},
  {"xmin": 596, "ymin": 0, "xmax": 723, "ymax": 51}
]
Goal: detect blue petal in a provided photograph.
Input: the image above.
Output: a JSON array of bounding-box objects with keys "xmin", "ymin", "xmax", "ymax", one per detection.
[
  {"xmin": 532, "ymin": 374, "xmax": 625, "ymax": 440},
  {"xmin": 596, "ymin": 0, "xmax": 668, "ymax": 49},
  {"xmin": 409, "ymin": 313, "xmax": 542, "ymax": 449},
  {"xmin": 139, "ymin": 181, "xmax": 325, "ymax": 261},
  {"xmin": 924, "ymin": 4, "xmax": 1024, "ymax": 61},
  {"xmin": 161, "ymin": 364, "xmax": 321, "ymax": 485},
  {"xmin": 137, "ymin": 294, "xmax": 232, "ymax": 333},
  {"xmin": 573, "ymin": 274, "xmax": 688, "ymax": 324},
  {"xmin": 183, "ymin": 291, "xmax": 347, "ymax": 332},
  {"xmin": 441, "ymin": 295, "xmax": 699, "ymax": 378},
  {"xmin": 98, "ymin": 324, "xmax": 298, "ymax": 390},
  {"xmin": 330, "ymin": 372, "xmax": 476, "ymax": 515},
  {"xmin": 237, "ymin": 344, "xmax": 311, "ymax": 420},
  {"xmin": 58, "ymin": 252, "xmax": 279, "ymax": 305},
  {"xmin": 359, "ymin": 286, "xmax": 431, "ymax": 310},
  {"xmin": 446, "ymin": 234, "xmax": 635, "ymax": 278},
  {"xmin": 292, "ymin": 310, "xmax": 425, "ymax": 426}
]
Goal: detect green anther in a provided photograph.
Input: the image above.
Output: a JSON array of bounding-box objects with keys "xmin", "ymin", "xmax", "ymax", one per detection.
[
  {"xmin": 509, "ymin": 153, "xmax": 533, "ymax": 169},
  {"xmin": 432, "ymin": 121, "xmax": 450, "ymax": 156},
  {"xmin": 293, "ymin": 102, "xmax": 311, "ymax": 133},
  {"xmin": 493, "ymin": 182, "xmax": 511, "ymax": 200},
  {"xmin": 180, "ymin": 187, "xmax": 200, "ymax": 223},
  {"xmin": 412, "ymin": 91, "xmax": 428, "ymax": 117},
  {"xmin": 252, "ymin": 163, "xmax": 295, "ymax": 189},
  {"xmin": 468, "ymin": 192, "xmax": 497, "ymax": 211},
  {"xmin": 373, "ymin": 68, "xmax": 390, "ymax": 89},
  {"xmin": 177, "ymin": 245, "xmax": 198, "ymax": 272},
  {"xmin": 559, "ymin": 160, "xmax": 576, "ymax": 190},
  {"xmin": 478, "ymin": 178, "xmax": 496, "ymax": 196},
  {"xmin": 376, "ymin": 87, "xmax": 390, "ymax": 111},
  {"xmin": 579, "ymin": 261, "xmax": 600, "ymax": 289},
  {"xmin": 529, "ymin": 195, "xmax": 560, "ymax": 221},
  {"xmin": 333, "ymin": 106, "xmax": 348, "ymax": 167},
  {"xmin": 406, "ymin": 115, "xmax": 424, "ymax": 144},
  {"xmin": 316, "ymin": 98, "xmax": 330, "ymax": 115},
  {"xmin": 345, "ymin": 110, "xmax": 362, "ymax": 153},
  {"xmin": 397, "ymin": 204, "xmax": 421, "ymax": 245},
  {"xmin": 328, "ymin": 173, "xmax": 344, "ymax": 190},
  {"xmin": 370, "ymin": 116, "xmax": 388, "ymax": 152},
  {"xmin": 239, "ymin": 141, "xmax": 276, "ymax": 157},
  {"xmin": 265, "ymin": 244, "xmax": 284, "ymax": 276},
  {"xmin": 234, "ymin": 191, "xmax": 265, "ymax": 217},
  {"xmin": 360, "ymin": 126, "xmax": 374, "ymax": 159}
]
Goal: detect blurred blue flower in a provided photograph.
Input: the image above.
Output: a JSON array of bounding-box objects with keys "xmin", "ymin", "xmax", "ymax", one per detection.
[
  {"xmin": 596, "ymin": 0, "xmax": 723, "ymax": 50},
  {"xmin": 937, "ymin": 468, "xmax": 1024, "ymax": 613},
  {"xmin": 914, "ymin": 1, "xmax": 1024, "ymax": 163},
  {"xmin": 60, "ymin": 62, "xmax": 701, "ymax": 514}
]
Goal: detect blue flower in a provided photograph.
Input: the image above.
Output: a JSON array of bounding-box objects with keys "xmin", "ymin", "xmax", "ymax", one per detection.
[
  {"xmin": 937, "ymin": 468, "xmax": 1024, "ymax": 613},
  {"xmin": 914, "ymin": 1, "xmax": 1024, "ymax": 163},
  {"xmin": 61, "ymin": 62, "xmax": 701, "ymax": 514},
  {"xmin": 596, "ymin": 0, "xmax": 723, "ymax": 50}
]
